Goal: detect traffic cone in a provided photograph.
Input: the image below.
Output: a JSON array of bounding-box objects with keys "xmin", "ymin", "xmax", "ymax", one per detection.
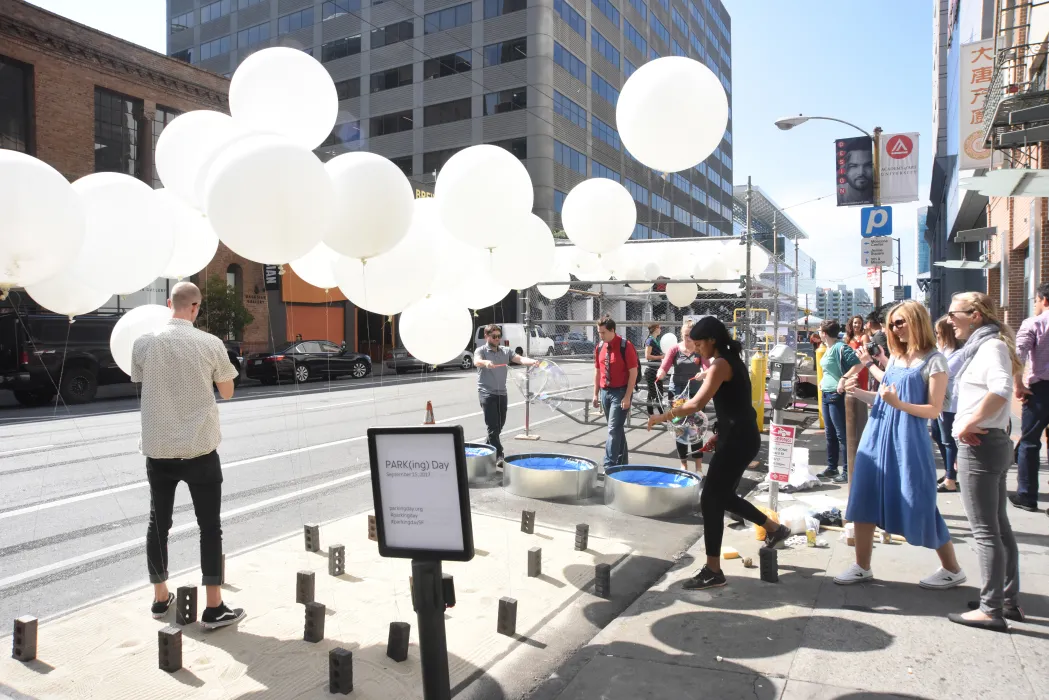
[{"xmin": 424, "ymin": 401, "xmax": 435, "ymax": 425}]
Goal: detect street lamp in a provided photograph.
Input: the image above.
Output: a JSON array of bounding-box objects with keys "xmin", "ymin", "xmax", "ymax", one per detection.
[{"xmin": 774, "ymin": 114, "xmax": 872, "ymax": 138}]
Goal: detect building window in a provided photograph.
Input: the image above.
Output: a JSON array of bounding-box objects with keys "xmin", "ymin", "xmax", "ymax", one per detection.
[
  {"xmin": 591, "ymin": 115, "xmax": 620, "ymax": 149},
  {"xmin": 425, "ymin": 3, "xmax": 472, "ymax": 34},
  {"xmin": 390, "ymin": 155, "xmax": 413, "ymax": 175},
  {"xmin": 649, "ymin": 46, "xmax": 659, "ymax": 60},
  {"xmin": 323, "ymin": 0, "xmax": 361, "ymax": 20},
  {"xmin": 238, "ymin": 22, "xmax": 271, "ymax": 49},
  {"xmin": 553, "ymin": 42, "xmax": 585, "ymax": 82},
  {"xmin": 628, "ymin": 0, "xmax": 647, "ymax": 20},
  {"xmin": 484, "ymin": 87, "xmax": 526, "ymax": 115},
  {"xmin": 370, "ymin": 64, "xmax": 413, "ymax": 92},
  {"xmin": 691, "ymin": 183, "xmax": 706, "ymax": 204},
  {"xmin": 554, "ymin": 0, "xmax": 586, "ymax": 37},
  {"xmin": 170, "ymin": 47, "xmax": 195, "ymax": 63},
  {"xmin": 201, "ymin": 0, "xmax": 231, "ymax": 24},
  {"xmin": 491, "ymin": 137, "xmax": 527, "ymax": 159},
  {"xmin": 200, "ymin": 35, "xmax": 231, "ymax": 61},
  {"xmin": 672, "ymin": 172, "xmax": 688, "ymax": 193},
  {"xmin": 624, "ymin": 58, "xmax": 637, "ymax": 77},
  {"xmin": 553, "ymin": 90, "xmax": 586, "ymax": 128},
  {"xmin": 592, "ymin": 0, "xmax": 620, "ymax": 26},
  {"xmin": 239, "ymin": 0, "xmax": 266, "ymax": 7},
  {"xmin": 424, "ymin": 51, "xmax": 472, "ymax": 79},
  {"xmin": 321, "ymin": 35, "xmax": 361, "ymax": 62},
  {"xmin": 650, "ymin": 193, "xmax": 671, "ymax": 216},
  {"xmin": 0, "ymin": 55, "xmax": 32, "ymax": 153},
  {"xmin": 95, "ymin": 87, "xmax": 142, "ymax": 177},
  {"xmin": 170, "ymin": 11, "xmax": 195, "ymax": 34},
  {"xmin": 371, "ymin": 20, "xmax": 414, "ymax": 49},
  {"xmin": 624, "ymin": 21, "xmax": 646, "ymax": 54},
  {"xmin": 592, "ymin": 71, "xmax": 619, "ymax": 106},
  {"xmin": 484, "ymin": 0, "xmax": 526, "ymax": 18},
  {"xmin": 657, "ymin": 0, "xmax": 669, "ymax": 11},
  {"xmin": 279, "ymin": 8, "xmax": 315, "ymax": 35},
  {"xmin": 423, "ymin": 147, "xmax": 462, "ymax": 173},
  {"xmin": 689, "ymin": 31, "xmax": 705, "ymax": 59},
  {"xmin": 335, "ymin": 77, "xmax": 360, "ymax": 100},
  {"xmin": 591, "ymin": 28, "xmax": 620, "ymax": 67},
  {"xmin": 631, "ymin": 223, "xmax": 650, "ymax": 239},
  {"xmin": 320, "ymin": 121, "xmax": 361, "ymax": 147},
  {"xmin": 152, "ymin": 106, "xmax": 181, "ymax": 188},
  {"xmin": 555, "ymin": 140, "xmax": 586, "ymax": 175},
  {"xmin": 484, "ymin": 37, "xmax": 527, "ymax": 66},
  {"xmin": 692, "ymin": 216, "xmax": 706, "ymax": 234},
  {"xmin": 649, "ymin": 13, "xmax": 669, "ymax": 44},
  {"xmin": 554, "ymin": 190, "xmax": 567, "ymax": 213},
  {"xmin": 424, "ymin": 97, "xmax": 472, "ymax": 126},
  {"xmin": 673, "ymin": 39, "xmax": 686, "ymax": 57},
  {"xmin": 592, "ymin": 161, "xmax": 620, "ymax": 182},
  {"xmin": 370, "ymin": 109, "xmax": 414, "ymax": 136},
  {"xmin": 672, "ymin": 7, "xmax": 688, "ymax": 34},
  {"xmin": 673, "ymin": 204, "xmax": 690, "ymax": 225},
  {"xmin": 624, "ymin": 178, "xmax": 647, "ymax": 203}
]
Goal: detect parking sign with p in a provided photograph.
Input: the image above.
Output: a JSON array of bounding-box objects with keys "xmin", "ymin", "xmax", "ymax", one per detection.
[{"xmin": 860, "ymin": 206, "xmax": 893, "ymax": 238}]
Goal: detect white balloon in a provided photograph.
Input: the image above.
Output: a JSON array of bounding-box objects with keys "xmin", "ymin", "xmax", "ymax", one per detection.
[
  {"xmin": 290, "ymin": 243, "xmax": 341, "ymax": 290},
  {"xmin": 230, "ymin": 47, "xmax": 338, "ymax": 150},
  {"xmin": 616, "ymin": 57, "xmax": 729, "ymax": 172},
  {"xmin": 335, "ymin": 200, "xmax": 438, "ymax": 315},
  {"xmin": 659, "ymin": 333, "xmax": 678, "ymax": 355},
  {"xmin": 72, "ymin": 173, "xmax": 175, "ymax": 295},
  {"xmin": 720, "ymin": 240, "xmax": 748, "ymax": 271},
  {"xmin": 435, "ymin": 145, "xmax": 533, "ymax": 249},
  {"xmin": 25, "ymin": 276, "xmax": 111, "ymax": 318},
  {"xmin": 537, "ymin": 259, "xmax": 571, "ymax": 300},
  {"xmin": 155, "ymin": 189, "xmax": 219, "ymax": 279},
  {"xmin": 750, "ymin": 247, "xmax": 771, "ymax": 276},
  {"xmin": 110, "ymin": 304, "xmax": 173, "ymax": 376},
  {"xmin": 205, "ymin": 134, "xmax": 334, "ymax": 264},
  {"xmin": 324, "ymin": 152, "xmax": 415, "ymax": 260},
  {"xmin": 0, "ymin": 151, "xmax": 85, "ymax": 290},
  {"xmin": 562, "ymin": 179, "xmax": 637, "ymax": 254},
  {"xmin": 491, "ymin": 215, "xmax": 555, "ymax": 290},
  {"xmin": 447, "ymin": 253, "xmax": 510, "ymax": 309},
  {"xmin": 665, "ymin": 282, "xmax": 698, "ymax": 308},
  {"xmin": 568, "ymin": 248, "xmax": 612, "ymax": 282},
  {"xmin": 155, "ymin": 110, "xmax": 254, "ymax": 210},
  {"xmin": 400, "ymin": 294, "xmax": 473, "ymax": 366}
]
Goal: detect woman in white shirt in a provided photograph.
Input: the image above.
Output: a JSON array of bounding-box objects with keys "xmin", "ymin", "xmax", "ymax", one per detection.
[{"xmin": 947, "ymin": 291, "xmax": 1024, "ymax": 631}]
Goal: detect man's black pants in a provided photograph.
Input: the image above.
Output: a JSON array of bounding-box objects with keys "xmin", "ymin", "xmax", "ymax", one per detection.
[
  {"xmin": 146, "ymin": 450, "xmax": 224, "ymax": 586},
  {"xmin": 480, "ymin": 391, "xmax": 508, "ymax": 457}
]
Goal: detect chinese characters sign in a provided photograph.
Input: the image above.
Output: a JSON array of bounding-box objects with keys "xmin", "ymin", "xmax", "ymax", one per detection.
[
  {"xmin": 835, "ymin": 136, "xmax": 874, "ymax": 207},
  {"xmin": 960, "ymin": 39, "xmax": 994, "ymax": 169}
]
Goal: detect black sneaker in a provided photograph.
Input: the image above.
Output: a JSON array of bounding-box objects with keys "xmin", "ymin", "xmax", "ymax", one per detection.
[
  {"xmin": 968, "ymin": 600, "xmax": 1025, "ymax": 622},
  {"xmin": 200, "ymin": 603, "xmax": 246, "ymax": 630},
  {"xmin": 833, "ymin": 472, "xmax": 848, "ymax": 484},
  {"xmin": 764, "ymin": 523, "xmax": 792, "ymax": 549},
  {"xmin": 151, "ymin": 592, "xmax": 175, "ymax": 620},
  {"xmin": 682, "ymin": 565, "xmax": 727, "ymax": 590},
  {"xmin": 818, "ymin": 468, "xmax": 839, "ymax": 479},
  {"xmin": 1009, "ymin": 495, "xmax": 1039, "ymax": 513}
]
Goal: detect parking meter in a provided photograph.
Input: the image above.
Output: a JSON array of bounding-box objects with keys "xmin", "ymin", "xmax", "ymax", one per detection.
[{"xmin": 768, "ymin": 344, "xmax": 796, "ymax": 411}]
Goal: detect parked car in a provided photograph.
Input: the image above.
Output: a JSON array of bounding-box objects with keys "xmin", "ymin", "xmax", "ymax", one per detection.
[
  {"xmin": 472, "ymin": 323, "xmax": 554, "ymax": 357},
  {"xmin": 246, "ymin": 340, "xmax": 371, "ymax": 385},
  {"xmin": 384, "ymin": 346, "xmax": 474, "ymax": 374},
  {"xmin": 552, "ymin": 331, "xmax": 596, "ymax": 356}
]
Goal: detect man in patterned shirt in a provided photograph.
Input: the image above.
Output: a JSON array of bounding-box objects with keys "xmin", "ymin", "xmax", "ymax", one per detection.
[
  {"xmin": 131, "ymin": 281, "xmax": 245, "ymax": 629},
  {"xmin": 1012, "ymin": 281, "xmax": 1049, "ymax": 512}
]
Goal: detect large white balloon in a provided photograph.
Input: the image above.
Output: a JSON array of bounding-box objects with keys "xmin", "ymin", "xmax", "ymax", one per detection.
[
  {"xmin": 0, "ymin": 151, "xmax": 85, "ymax": 290},
  {"xmin": 491, "ymin": 215, "xmax": 555, "ymax": 290},
  {"xmin": 155, "ymin": 110, "xmax": 253, "ymax": 210},
  {"xmin": 400, "ymin": 295, "xmax": 474, "ymax": 366},
  {"xmin": 568, "ymin": 248, "xmax": 612, "ymax": 282},
  {"xmin": 616, "ymin": 57, "xmax": 729, "ymax": 173},
  {"xmin": 72, "ymin": 173, "xmax": 175, "ymax": 295},
  {"xmin": 324, "ymin": 152, "xmax": 415, "ymax": 260},
  {"xmin": 335, "ymin": 200, "xmax": 438, "ymax": 315},
  {"xmin": 230, "ymin": 47, "xmax": 338, "ymax": 150},
  {"xmin": 155, "ymin": 189, "xmax": 219, "ymax": 279},
  {"xmin": 720, "ymin": 240, "xmax": 748, "ymax": 271},
  {"xmin": 205, "ymin": 134, "xmax": 334, "ymax": 264},
  {"xmin": 537, "ymin": 259, "xmax": 571, "ymax": 300},
  {"xmin": 665, "ymin": 282, "xmax": 698, "ymax": 308},
  {"xmin": 25, "ymin": 276, "xmax": 111, "ymax": 318},
  {"xmin": 435, "ymin": 145, "xmax": 533, "ymax": 249},
  {"xmin": 659, "ymin": 333, "xmax": 678, "ymax": 354},
  {"xmin": 562, "ymin": 179, "xmax": 636, "ymax": 254},
  {"xmin": 290, "ymin": 243, "xmax": 341, "ymax": 291},
  {"xmin": 110, "ymin": 304, "xmax": 173, "ymax": 376}
]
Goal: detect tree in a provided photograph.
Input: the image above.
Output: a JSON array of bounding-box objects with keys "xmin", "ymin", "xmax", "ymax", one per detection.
[{"xmin": 197, "ymin": 274, "xmax": 254, "ymax": 341}]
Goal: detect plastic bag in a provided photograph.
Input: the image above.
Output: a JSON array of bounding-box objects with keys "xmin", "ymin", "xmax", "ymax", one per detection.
[{"xmin": 778, "ymin": 505, "xmax": 816, "ymax": 535}]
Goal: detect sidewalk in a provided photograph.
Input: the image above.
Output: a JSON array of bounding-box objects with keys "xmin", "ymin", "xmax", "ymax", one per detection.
[{"xmin": 537, "ymin": 422, "xmax": 1049, "ymax": 700}]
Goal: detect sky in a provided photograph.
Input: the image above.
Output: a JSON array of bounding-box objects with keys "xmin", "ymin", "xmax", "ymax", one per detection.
[{"xmin": 28, "ymin": 0, "xmax": 934, "ymax": 303}]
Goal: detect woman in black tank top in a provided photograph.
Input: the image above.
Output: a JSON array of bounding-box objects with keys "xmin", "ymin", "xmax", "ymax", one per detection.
[{"xmin": 647, "ymin": 316, "xmax": 789, "ymax": 590}]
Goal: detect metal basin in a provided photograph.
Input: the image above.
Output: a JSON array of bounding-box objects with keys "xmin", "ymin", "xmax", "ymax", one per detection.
[
  {"xmin": 502, "ymin": 453, "xmax": 597, "ymax": 501},
  {"xmin": 604, "ymin": 465, "xmax": 700, "ymax": 518},
  {"xmin": 464, "ymin": 442, "xmax": 497, "ymax": 483}
]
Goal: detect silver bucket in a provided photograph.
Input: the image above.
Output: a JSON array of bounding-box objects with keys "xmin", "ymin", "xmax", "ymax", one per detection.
[
  {"xmin": 464, "ymin": 442, "xmax": 497, "ymax": 483},
  {"xmin": 502, "ymin": 453, "xmax": 597, "ymax": 501},
  {"xmin": 604, "ymin": 465, "xmax": 700, "ymax": 518}
]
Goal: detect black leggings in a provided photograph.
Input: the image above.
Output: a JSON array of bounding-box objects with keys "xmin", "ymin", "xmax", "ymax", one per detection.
[
  {"xmin": 676, "ymin": 440, "xmax": 703, "ymax": 461},
  {"xmin": 701, "ymin": 430, "xmax": 768, "ymax": 557},
  {"xmin": 644, "ymin": 368, "xmax": 664, "ymax": 416}
]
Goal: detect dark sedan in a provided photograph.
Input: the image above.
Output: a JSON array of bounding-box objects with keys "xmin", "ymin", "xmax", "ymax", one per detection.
[
  {"xmin": 246, "ymin": 340, "xmax": 372, "ymax": 385},
  {"xmin": 553, "ymin": 332, "xmax": 596, "ymax": 356}
]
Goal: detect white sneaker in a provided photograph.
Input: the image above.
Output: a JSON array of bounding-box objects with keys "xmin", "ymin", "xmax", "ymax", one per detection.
[
  {"xmin": 919, "ymin": 567, "xmax": 966, "ymax": 590},
  {"xmin": 833, "ymin": 563, "xmax": 873, "ymax": 585}
]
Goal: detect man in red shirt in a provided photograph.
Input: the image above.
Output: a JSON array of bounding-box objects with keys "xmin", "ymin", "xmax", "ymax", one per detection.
[{"xmin": 592, "ymin": 317, "xmax": 640, "ymax": 467}]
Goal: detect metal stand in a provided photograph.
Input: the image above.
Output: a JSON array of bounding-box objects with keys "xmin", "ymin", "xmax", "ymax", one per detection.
[
  {"xmin": 411, "ymin": 559, "xmax": 451, "ymax": 700},
  {"xmin": 516, "ymin": 291, "xmax": 540, "ymax": 441}
]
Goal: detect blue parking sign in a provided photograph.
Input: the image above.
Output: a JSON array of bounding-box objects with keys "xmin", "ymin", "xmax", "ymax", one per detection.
[{"xmin": 860, "ymin": 206, "xmax": 892, "ymax": 238}]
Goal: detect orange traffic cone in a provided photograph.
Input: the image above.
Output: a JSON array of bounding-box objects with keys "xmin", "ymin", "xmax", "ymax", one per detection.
[{"xmin": 424, "ymin": 401, "xmax": 435, "ymax": 425}]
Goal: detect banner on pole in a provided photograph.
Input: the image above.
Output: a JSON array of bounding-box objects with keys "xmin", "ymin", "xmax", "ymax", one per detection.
[
  {"xmin": 880, "ymin": 132, "xmax": 919, "ymax": 204},
  {"xmin": 866, "ymin": 266, "xmax": 882, "ymax": 289},
  {"xmin": 835, "ymin": 136, "xmax": 874, "ymax": 207},
  {"xmin": 959, "ymin": 39, "xmax": 994, "ymax": 170}
]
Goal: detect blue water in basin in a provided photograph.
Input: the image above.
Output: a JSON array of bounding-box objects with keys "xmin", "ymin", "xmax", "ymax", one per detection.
[
  {"xmin": 465, "ymin": 446, "xmax": 495, "ymax": 457},
  {"xmin": 508, "ymin": 456, "xmax": 594, "ymax": 471},
  {"xmin": 608, "ymin": 468, "xmax": 696, "ymax": 488}
]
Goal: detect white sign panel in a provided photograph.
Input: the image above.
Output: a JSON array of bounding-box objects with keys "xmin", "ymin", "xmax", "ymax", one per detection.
[
  {"xmin": 861, "ymin": 237, "xmax": 894, "ymax": 267},
  {"xmin": 959, "ymin": 39, "xmax": 994, "ymax": 170},
  {"xmin": 866, "ymin": 266, "xmax": 882, "ymax": 289},
  {"xmin": 879, "ymin": 132, "xmax": 920, "ymax": 204},
  {"xmin": 373, "ymin": 431, "xmax": 465, "ymax": 553},
  {"xmin": 768, "ymin": 424, "xmax": 796, "ymax": 483}
]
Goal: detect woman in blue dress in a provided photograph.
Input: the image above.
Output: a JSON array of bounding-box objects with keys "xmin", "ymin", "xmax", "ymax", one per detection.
[{"xmin": 839, "ymin": 300, "xmax": 967, "ymax": 589}]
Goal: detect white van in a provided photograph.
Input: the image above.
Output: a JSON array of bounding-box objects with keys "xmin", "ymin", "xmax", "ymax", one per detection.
[{"xmin": 473, "ymin": 323, "xmax": 554, "ymax": 357}]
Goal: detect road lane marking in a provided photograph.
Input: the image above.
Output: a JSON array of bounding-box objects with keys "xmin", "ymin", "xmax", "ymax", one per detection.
[{"xmin": 0, "ymin": 445, "xmax": 54, "ymax": 456}]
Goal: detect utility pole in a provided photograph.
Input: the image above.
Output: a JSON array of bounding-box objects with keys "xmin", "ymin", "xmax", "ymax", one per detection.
[
  {"xmin": 871, "ymin": 127, "xmax": 883, "ymax": 312},
  {"xmin": 744, "ymin": 177, "xmax": 752, "ymax": 360},
  {"xmin": 772, "ymin": 211, "xmax": 779, "ymax": 347}
]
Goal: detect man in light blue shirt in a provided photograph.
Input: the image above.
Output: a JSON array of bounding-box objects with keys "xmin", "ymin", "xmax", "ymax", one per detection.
[{"xmin": 474, "ymin": 324, "xmax": 541, "ymax": 459}]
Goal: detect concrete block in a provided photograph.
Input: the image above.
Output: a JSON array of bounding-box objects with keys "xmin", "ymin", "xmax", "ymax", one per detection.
[
  {"xmin": 328, "ymin": 544, "xmax": 345, "ymax": 577},
  {"xmin": 367, "ymin": 515, "xmax": 377, "ymax": 542},
  {"xmin": 497, "ymin": 597, "xmax": 517, "ymax": 637},
  {"xmin": 12, "ymin": 616, "xmax": 37, "ymax": 662},
  {"xmin": 157, "ymin": 625, "xmax": 182, "ymax": 673},
  {"xmin": 297, "ymin": 571, "xmax": 316, "ymax": 604},
  {"xmin": 329, "ymin": 647, "xmax": 353, "ymax": 694},
  {"xmin": 304, "ymin": 602, "xmax": 326, "ymax": 643},
  {"xmin": 442, "ymin": 573, "xmax": 456, "ymax": 608},
  {"xmin": 574, "ymin": 523, "xmax": 589, "ymax": 551},
  {"xmin": 521, "ymin": 510, "xmax": 535, "ymax": 534},
  {"xmin": 759, "ymin": 546, "xmax": 779, "ymax": 583},
  {"xmin": 175, "ymin": 586, "xmax": 197, "ymax": 626},
  {"xmin": 386, "ymin": 621, "xmax": 410, "ymax": 662},
  {"xmin": 594, "ymin": 563, "xmax": 611, "ymax": 599},
  {"xmin": 527, "ymin": 547, "xmax": 542, "ymax": 578},
  {"xmin": 304, "ymin": 523, "xmax": 320, "ymax": 552}
]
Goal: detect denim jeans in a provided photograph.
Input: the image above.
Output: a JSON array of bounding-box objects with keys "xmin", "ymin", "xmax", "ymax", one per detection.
[
  {"xmin": 600, "ymin": 386, "xmax": 629, "ymax": 468},
  {"xmin": 479, "ymin": 391, "xmax": 508, "ymax": 457},
  {"xmin": 822, "ymin": 392, "xmax": 847, "ymax": 471},
  {"xmin": 935, "ymin": 412, "xmax": 958, "ymax": 481},
  {"xmin": 1016, "ymin": 380, "xmax": 1049, "ymax": 505}
]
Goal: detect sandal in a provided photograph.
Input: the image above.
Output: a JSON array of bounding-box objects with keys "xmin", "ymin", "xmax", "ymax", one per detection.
[{"xmin": 937, "ymin": 484, "xmax": 959, "ymax": 493}]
